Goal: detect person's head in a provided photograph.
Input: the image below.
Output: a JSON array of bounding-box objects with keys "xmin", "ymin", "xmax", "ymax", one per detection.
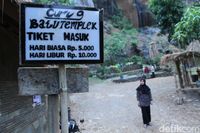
[{"xmin": 140, "ymin": 78, "xmax": 146, "ymax": 85}]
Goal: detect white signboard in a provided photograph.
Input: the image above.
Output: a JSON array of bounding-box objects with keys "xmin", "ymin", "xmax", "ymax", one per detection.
[{"xmin": 20, "ymin": 3, "xmax": 103, "ymax": 64}]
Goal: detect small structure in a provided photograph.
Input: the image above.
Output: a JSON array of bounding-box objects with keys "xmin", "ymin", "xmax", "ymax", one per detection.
[
  {"xmin": 161, "ymin": 41, "xmax": 200, "ymax": 88},
  {"xmin": 0, "ymin": 1, "xmax": 90, "ymax": 133}
]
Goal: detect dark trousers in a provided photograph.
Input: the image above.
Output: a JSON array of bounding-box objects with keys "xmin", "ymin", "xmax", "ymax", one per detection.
[
  {"xmin": 141, "ymin": 106, "xmax": 151, "ymax": 124},
  {"xmin": 151, "ymin": 72, "xmax": 155, "ymax": 78}
]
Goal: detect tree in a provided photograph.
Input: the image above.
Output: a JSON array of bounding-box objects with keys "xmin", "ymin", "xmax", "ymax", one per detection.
[
  {"xmin": 172, "ymin": 5, "xmax": 200, "ymax": 48},
  {"xmin": 149, "ymin": 0, "xmax": 185, "ymax": 40}
]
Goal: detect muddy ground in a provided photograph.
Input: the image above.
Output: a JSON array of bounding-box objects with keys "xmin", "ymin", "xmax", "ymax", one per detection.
[{"xmin": 69, "ymin": 76, "xmax": 200, "ymax": 133}]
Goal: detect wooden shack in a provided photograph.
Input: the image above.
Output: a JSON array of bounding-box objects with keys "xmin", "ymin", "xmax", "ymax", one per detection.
[{"xmin": 161, "ymin": 41, "xmax": 200, "ymax": 89}]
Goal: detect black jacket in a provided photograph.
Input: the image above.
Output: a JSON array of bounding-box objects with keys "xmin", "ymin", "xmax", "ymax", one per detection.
[{"xmin": 136, "ymin": 84, "xmax": 152, "ymax": 107}]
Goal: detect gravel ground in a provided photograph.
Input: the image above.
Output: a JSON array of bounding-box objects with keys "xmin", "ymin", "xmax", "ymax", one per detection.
[{"xmin": 69, "ymin": 76, "xmax": 200, "ymax": 133}]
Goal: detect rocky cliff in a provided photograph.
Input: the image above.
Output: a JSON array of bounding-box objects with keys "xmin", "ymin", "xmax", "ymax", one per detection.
[
  {"xmin": 115, "ymin": 0, "xmax": 139, "ymax": 27},
  {"xmin": 94, "ymin": 0, "xmax": 118, "ymax": 19},
  {"xmin": 94, "ymin": 0, "xmax": 155, "ymax": 28}
]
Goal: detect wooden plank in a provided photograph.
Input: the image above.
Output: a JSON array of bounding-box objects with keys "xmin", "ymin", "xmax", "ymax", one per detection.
[
  {"xmin": 18, "ymin": 67, "xmax": 89, "ymax": 95},
  {"xmin": 59, "ymin": 65, "xmax": 68, "ymax": 133},
  {"xmin": 18, "ymin": 67, "xmax": 60, "ymax": 95},
  {"xmin": 47, "ymin": 95, "xmax": 59, "ymax": 133}
]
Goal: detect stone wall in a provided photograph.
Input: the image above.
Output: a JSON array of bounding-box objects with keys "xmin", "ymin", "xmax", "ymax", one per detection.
[{"xmin": 0, "ymin": 2, "xmax": 48, "ymax": 132}]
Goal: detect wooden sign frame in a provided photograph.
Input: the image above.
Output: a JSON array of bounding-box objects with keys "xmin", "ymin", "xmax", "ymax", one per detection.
[{"xmin": 20, "ymin": 3, "xmax": 104, "ymax": 65}]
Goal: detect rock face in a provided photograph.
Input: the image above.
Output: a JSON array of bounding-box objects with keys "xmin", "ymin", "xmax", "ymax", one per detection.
[
  {"xmin": 115, "ymin": 0, "xmax": 139, "ymax": 27},
  {"xmin": 94, "ymin": 0, "xmax": 155, "ymax": 28},
  {"xmin": 135, "ymin": 0, "xmax": 155, "ymax": 27},
  {"xmin": 94, "ymin": 0, "xmax": 118, "ymax": 19}
]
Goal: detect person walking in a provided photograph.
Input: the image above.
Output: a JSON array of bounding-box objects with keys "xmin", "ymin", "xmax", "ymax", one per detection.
[
  {"xmin": 136, "ymin": 78, "xmax": 152, "ymax": 128},
  {"xmin": 151, "ymin": 65, "xmax": 155, "ymax": 78}
]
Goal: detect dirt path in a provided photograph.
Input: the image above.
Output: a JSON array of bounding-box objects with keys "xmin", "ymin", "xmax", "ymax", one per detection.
[{"xmin": 69, "ymin": 76, "xmax": 200, "ymax": 133}]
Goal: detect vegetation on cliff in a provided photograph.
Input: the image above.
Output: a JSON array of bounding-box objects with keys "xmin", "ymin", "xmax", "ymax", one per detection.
[{"xmin": 104, "ymin": 12, "xmax": 138, "ymax": 66}]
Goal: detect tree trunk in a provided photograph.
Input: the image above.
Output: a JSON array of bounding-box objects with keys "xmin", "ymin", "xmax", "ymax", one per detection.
[{"xmin": 175, "ymin": 60, "xmax": 184, "ymax": 88}]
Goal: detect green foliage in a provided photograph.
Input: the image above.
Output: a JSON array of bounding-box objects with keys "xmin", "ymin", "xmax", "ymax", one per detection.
[
  {"xmin": 96, "ymin": 65, "xmax": 110, "ymax": 76},
  {"xmin": 150, "ymin": 54, "xmax": 163, "ymax": 65},
  {"xmin": 111, "ymin": 11, "xmax": 133, "ymax": 30},
  {"xmin": 104, "ymin": 29, "xmax": 137, "ymax": 65},
  {"xmin": 148, "ymin": 0, "xmax": 185, "ymax": 40},
  {"xmin": 172, "ymin": 5, "xmax": 200, "ymax": 48},
  {"xmin": 126, "ymin": 55, "xmax": 144, "ymax": 65},
  {"xmin": 105, "ymin": 11, "xmax": 138, "ymax": 65}
]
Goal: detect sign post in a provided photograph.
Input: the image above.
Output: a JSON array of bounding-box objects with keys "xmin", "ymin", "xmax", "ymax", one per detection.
[
  {"xmin": 59, "ymin": 64, "xmax": 68, "ymax": 133},
  {"xmin": 20, "ymin": 3, "xmax": 103, "ymax": 133}
]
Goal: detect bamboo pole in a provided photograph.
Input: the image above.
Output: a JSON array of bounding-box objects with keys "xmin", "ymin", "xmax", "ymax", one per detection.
[
  {"xmin": 59, "ymin": 65, "xmax": 68, "ymax": 133},
  {"xmin": 175, "ymin": 60, "xmax": 184, "ymax": 88}
]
